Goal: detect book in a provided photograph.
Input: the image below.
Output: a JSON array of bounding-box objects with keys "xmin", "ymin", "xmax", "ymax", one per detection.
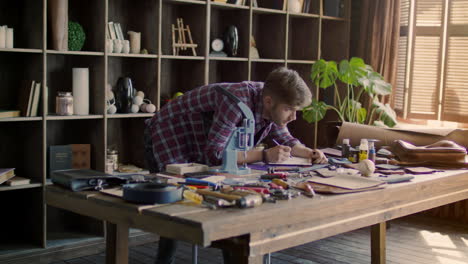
[
  {"xmin": 71, "ymin": 144, "xmax": 91, "ymax": 169},
  {"xmin": 303, "ymin": 0, "xmax": 311, "ymax": 13},
  {"xmin": 17, "ymin": 80, "xmax": 35, "ymax": 116},
  {"xmin": 51, "ymin": 169, "xmax": 124, "ymax": 191},
  {"xmin": 0, "ymin": 168, "xmax": 15, "ymax": 184},
  {"xmin": 5, "ymin": 176, "xmax": 30, "ymax": 186},
  {"xmin": 114, "ymin": 23, "xmax": 124, "ymax": 40},
  {"xmin": 48, "ymin": 145, "xmax": 73, "ymax": 177},
  {"xmin": 30, "ymin": 82, "xmax": 41, "ymax": 117},
  {"xmin": 0, "ymin": 110, "xmax": 20, "ymax": 118},
  {"xmin": 108, "ymin": 22, "xmax": 117, "ymax": 40}
]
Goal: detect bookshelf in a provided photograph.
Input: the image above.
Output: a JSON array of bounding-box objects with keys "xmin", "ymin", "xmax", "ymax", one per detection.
[{"xmin": 0, "ymin": 0, "xmax": 350, "ymax": 261}]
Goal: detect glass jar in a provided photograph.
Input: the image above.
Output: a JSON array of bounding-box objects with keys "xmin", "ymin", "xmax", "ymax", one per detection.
[
  {"xmin": 56, "ymin": 92, "xmax": 74, "ymax": 115},
  {"xmin": 107, "ymin": 149, "xmax": 119, "ymax": 170}
]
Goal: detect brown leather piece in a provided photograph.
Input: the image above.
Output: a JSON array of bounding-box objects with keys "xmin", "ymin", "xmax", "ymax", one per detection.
[{"xmin": 391, "ymin": 140, "xmax": 468, "ymax": 165}]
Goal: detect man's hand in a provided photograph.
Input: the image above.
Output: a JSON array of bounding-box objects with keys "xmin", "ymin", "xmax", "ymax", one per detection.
[
  {"xmin": 310, "ymin": 149, "xmax": 328, "ymax": 164},
  {"xmin": 265, "ymin": 145, "xmax": 291, "ymax": 163}
]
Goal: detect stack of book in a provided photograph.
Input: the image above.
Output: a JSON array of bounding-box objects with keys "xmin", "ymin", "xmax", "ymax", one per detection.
[
  {"xmin": 0, "ymin": 168, "xmax": 31, "ymax": 186},
  {"xmin": 17, "ymin": 80, "xmax": 42, "ymax": 117}
]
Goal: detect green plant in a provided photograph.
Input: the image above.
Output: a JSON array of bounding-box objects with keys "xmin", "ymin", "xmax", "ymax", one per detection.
[
  {"xmin": 302, "ymin": 57, "xmax": 397, "ymax": 127},
  {"xmin": 68, "ymin": 21, "xmax": 86, "ymax": 51}
]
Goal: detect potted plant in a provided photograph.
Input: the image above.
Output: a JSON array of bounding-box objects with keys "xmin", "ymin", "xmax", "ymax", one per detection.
[{"xmin": 302, "ymin": 57, "xmax": 397, "ymax": 128}]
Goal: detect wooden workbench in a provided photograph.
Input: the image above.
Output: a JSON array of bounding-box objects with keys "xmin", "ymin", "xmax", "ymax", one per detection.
[{"xmin": 45, "ymin": 170, "xmax": 468, "ymax": 264}]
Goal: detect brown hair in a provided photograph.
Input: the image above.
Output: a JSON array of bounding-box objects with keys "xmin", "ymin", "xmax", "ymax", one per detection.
[{"xmin": 263, "ymin": 67, "xmax": 312, "ymax": 108}]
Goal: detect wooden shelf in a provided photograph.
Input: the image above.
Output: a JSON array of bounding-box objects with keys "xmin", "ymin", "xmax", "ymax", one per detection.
[
  {"xmin": 107, "ymin": 113, "xmax": 155, "ymax": 119},
  {"xmin": 107, "ymin": 53, "xmax": 158, "ymax": 59},
  {"xmin": 0, "ymin": 183, "xmax": 42, "ymax": 192},
  {"xmin": 0, "ymin": 0, "xmax": 351, "ymax": 260},
  {"xmin": 46, "ymin": 115, "xmax": 104, "ymax": 120},
  {"xmin": 209, "ymin": 57, "xmax": 249, "ymax": 61},
  {"xmin": 46, "ymin": 50, "xmax": 105, "ymax": 56},
  {"xmin": 210, "ymin": 2, "xmax": 249, "ymax": 10},
  {"xmin": 251, "ymin": 58, "xmax": 286, "ymax": 63},
  {"xmin": 0, "ymin": 48, "xmax": 43, "ymax": 54},
  {"xmin": 252, "ymin": 7, "xmax": 287, "ymax": 15},
  {"xmin": 0, "ymin": 117, "xmax": 42, "ymax": 122},
  {"xmin": 161, "ymin": 55, "xmax": 205, "ymax": 60}
]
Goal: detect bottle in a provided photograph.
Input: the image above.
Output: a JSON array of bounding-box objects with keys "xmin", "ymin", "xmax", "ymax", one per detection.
[
  {"xmin": 368, "ymin": 141, "xmax": 376, "ymax": 162},
  {"xmin": 342, "ymin": 138, "xmax": 350, "ymax": 160},
  {"xmin": 359, "ymin": 139, "xmax": 368, "ymax": 162}
]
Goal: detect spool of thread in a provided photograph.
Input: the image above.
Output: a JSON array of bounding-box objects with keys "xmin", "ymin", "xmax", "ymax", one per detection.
[
  {"xmin": 6, "ymin": 28, "xmax": 13, "ymax": 48},
  {"xmin": 72, "ymin": 68, "xmax": 89, "ymax": 115}
]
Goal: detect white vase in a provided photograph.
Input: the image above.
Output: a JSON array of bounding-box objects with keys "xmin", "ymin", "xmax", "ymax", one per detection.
[
  {"xmin": 49, "ymin": 0, "xmax": 68, "ymax": 51},
  {"xmin": 6, "ymin": 28, "xmax": 13, "ymax": 48},
  {"xmin": 106, "ymin": 39, "xmax": 113, "ymax": 53},
  {"xmin": 0, "ymin": 26, "xmax": 6, "ymax": 48},
  {"xmin": 122, "ymin": 40, "xmax": 130, "ymax": 54},
  {"xmin": 113, "ymin": 39, "xmax": 123, "ymax": 53},
  {"xmin": 72, "ymin": 68, "xmax": 89, "ymax": 115},
  {"xmin": 288, "ymin": 0, "xmax": 302, "ymax": 13},
  {"xmin": 128, "ymin": 31, "xmax": 141, "ymax": 54}
]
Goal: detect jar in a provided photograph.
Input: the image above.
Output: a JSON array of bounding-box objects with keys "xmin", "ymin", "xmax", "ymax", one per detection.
[
  {"xmin": 107, "ymin": 149, "xmax": 119, "ymax": 170},
  {"xmin": 105, "ymin": 159, "xmax": 115, "ymax": 174},
  {"xmin": 56, "ymin": 92, "xmax": 74, "ymax": 115}
]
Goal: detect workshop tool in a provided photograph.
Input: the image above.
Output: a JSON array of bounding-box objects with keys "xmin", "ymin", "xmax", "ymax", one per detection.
[
  {"xmin": 233, "ymin": 186, "xmax": 270, "ymax": 194},
  {"xmin": 261, "ymin": 173, "xmax": 287, "ymax": 180},
  {"xmin": 212, "ymin": 86, "xmax": 255, "ymax": 175},
  {"xmin": 196, "ymin": 189, "xmax": 262, "ymax": 208},
  {"xmin": 272, "ymin": 178, "xmax": 289, "ymax": 189},
  {"xmin": 122, "ymin": 183, "xmax": 183, "ymax": 204},
  {"xmin": 293, "ymin": 182, "xmax": 316, "ymax": 197}
]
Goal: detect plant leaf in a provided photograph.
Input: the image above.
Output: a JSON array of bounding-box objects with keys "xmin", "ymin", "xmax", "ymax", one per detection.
[
  {"xmin": 338, "ymin": 57, "xmax": 367, "ymax": 85},
  {"xmin": 302, "ymin": 99, "xmax": 329, "ymax": 123},
  {"xmin": 356, "ymin": 107, "xmax": 367, "ymax": 124},
  {"xmin": 311, "ymin": 59, "xmax": 338, "ymax": 89},
  {"xmin": 360, "ymin": 71, "xmax": 392, "ymax": 96},
  {"xmin": 372, "ymin": 100, "xmax": 397, "ymax": 127}
]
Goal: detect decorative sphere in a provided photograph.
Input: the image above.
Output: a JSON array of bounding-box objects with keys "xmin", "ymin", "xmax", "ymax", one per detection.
[
  {"xmin": 107, "ymin": 105, "xmax": 117, "ymax": 114},
  {"xmin": 130, "ymin": 104, "xmax": 140, "ymax": 113},
  {"xmin": 140, "ymin": 103, "xmax": 147, "ymax": 112},
  {"xmin": 145, "ymin": 104, "xmax": 156, "ymax": 113},
  {"xmin": 136, "ymin": 91, "xmax": 145, "ymax": 98},
  {"xmin": 133, "ymin": 95, "xmax": 143, "ymax": 106},
  {"xmin": 358, "ymin": 159, "xmax": 375, "ymax": 177},
  {"xmin": 68, "ymin": 21, "xmax": 86, "ymax": 51}
]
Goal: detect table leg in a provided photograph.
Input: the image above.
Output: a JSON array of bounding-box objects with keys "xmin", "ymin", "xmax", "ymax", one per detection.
[
  {"xmin": 105, "ymin": 221, "xmax": 129, "ymax": 264},
  {"xmin": 371, "ymin": 221, "xmax": 386, "ymax": 264}
]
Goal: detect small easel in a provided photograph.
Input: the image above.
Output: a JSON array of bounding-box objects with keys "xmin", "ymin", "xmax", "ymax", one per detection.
[{"xmin": 172, "ymin": 18, "xmax": 198, "ymax": 56}]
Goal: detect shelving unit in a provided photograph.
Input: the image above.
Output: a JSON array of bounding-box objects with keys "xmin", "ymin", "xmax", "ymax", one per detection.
[{"xmin": 0, "ymin": 0, "xmax": 350, "ymax": 261}]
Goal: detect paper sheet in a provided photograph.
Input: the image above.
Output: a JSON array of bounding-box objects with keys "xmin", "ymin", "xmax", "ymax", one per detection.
[{"xmin": 268, "ymin": 156, "xmax": 312, "ymax": 166}]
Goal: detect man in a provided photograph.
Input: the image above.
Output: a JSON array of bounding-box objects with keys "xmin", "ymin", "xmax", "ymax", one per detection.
[{"xmin": 144, "ymin": 67, "xmax": 327, "ymax": 263}]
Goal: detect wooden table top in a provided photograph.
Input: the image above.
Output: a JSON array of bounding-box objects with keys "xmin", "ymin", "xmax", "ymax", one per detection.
[{"xmin": 46, "ymin": 169, "xmax": 468, "ymax": 254}]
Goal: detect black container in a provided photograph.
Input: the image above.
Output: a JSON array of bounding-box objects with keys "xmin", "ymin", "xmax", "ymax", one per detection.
[
  {"xmin": 114, "ymin": 77, "xmax": 134, "ymax": 113},
  {"xmin": 224, "ymin": 25, "xmax": 238, "ymax": 57}
]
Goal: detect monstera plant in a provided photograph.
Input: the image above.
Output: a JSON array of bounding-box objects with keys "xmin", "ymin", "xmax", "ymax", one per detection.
[{"xmin": 302, "ymin": 57, "xmax": 397, "ymax": 127}]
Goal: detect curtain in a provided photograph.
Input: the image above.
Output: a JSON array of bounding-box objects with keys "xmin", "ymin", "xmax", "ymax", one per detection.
[{"xmin": 351, "ymin": 0, "xmax": 401, "ymax": 105}]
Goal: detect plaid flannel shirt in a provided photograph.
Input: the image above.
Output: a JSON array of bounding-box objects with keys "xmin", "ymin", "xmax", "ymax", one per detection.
[{"xmin": 145, "ymin": 81, "xmax": 299, "ymax": 171}]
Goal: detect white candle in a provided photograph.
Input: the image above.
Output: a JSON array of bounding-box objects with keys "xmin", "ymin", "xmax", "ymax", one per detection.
[
  {"xmin": 72, "ymin": 68, "xmax": 89, "ymax": 115},
  {"xmin": 0, "ymin": 26, "xmax": 6, "ymax": 48},
  {"xmin": 6, "ymin": 28, "xmax": 13, "ymax": 48}
]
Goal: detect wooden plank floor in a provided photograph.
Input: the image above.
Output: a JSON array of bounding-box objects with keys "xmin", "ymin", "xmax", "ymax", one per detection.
[{"xmin": 51, "ymin": 215, "xmax": 468, "ymax": 264}]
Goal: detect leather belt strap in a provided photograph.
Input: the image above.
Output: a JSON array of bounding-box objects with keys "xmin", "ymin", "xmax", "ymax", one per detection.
[{"xmin": 123, "ymin": 183, "xmax": 183, "ymax": 204}]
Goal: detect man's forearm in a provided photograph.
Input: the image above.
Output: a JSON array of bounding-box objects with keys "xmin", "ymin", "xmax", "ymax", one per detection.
[
  {"xmin": 236, "ymin": 149, "xmax": 263, "ymax": 164},
  {"xmin": 291, "ymin": 143, "xmax": 314, "ymax": 158}
]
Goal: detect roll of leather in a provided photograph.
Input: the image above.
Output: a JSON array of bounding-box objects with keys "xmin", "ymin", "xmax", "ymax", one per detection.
[{"xmin": 123, "ymin": 183, "xmax": 183, "ymax": 204}]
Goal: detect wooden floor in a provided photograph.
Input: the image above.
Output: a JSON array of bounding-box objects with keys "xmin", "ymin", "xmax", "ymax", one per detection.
[{"xmin": 51, "ymin": 215, "xmax": 468, "ymax": 264}]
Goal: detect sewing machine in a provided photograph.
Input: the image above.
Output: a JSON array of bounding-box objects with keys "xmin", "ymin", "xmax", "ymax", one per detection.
[{"xmin": 214, "ymin": 86, "xmax": 255, "ymax": 175}]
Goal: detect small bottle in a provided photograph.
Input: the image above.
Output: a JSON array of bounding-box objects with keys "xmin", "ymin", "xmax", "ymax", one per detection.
[
  {"xmin": 359, "ymin": 139, "xmax": 368, "ymax": 162},
  {"xmin": 342, "ymin": 138, "xmax": 351, "ymax": 160},
  {"xmin": 368, "ymin": 141, "xmax": 376, "ymax": 162}
]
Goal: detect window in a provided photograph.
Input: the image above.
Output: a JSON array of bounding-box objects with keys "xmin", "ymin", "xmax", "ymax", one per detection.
[{"xmin": 395, "ymin": 0, "xmax": 468, "ymax": 124}]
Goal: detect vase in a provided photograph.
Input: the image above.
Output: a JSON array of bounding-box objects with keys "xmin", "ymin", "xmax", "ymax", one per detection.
[
  {"xmin": 113, "ymin": 39, "xmax": 122, "ymax": 53},
  {"xmin": 0, "ymin": 26, "xmax": 6, "ymax": 48},
  {"xmin": 72, "ymin": 68, "xmax": 89, "ymax": 115},
  {"xmin": 122, "ymin": 40, "xmax": 130, "ymax": 54},
  {"xmin": 128, "ymin": 31, "xmax": 141, "ymax": 54},
  {"xmin": 115, "ymin": 77, "xmax": 135, "ymax": 113},
  {"xmin": 6, "ymin": 28, "xmax": 13, "ymax": 48},
  {"xmin": 49, "ymin": 0, "xmax": 68, "ymax": 51}
]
